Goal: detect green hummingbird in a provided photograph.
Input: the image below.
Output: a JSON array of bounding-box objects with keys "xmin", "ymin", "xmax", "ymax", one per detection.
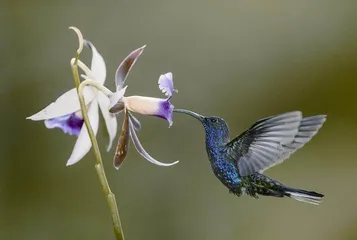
[{"xmin": 174, "ymin": 109, "xmax": 326, "ymax": 205}]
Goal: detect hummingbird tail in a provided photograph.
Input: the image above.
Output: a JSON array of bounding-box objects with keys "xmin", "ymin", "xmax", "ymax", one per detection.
[
  {"xmin": 284, "ymin": 188, "xmax": 324, "ymax": 205},
  {"xmin": 246, "ymin": 174, "xmax": 324, "ymax": 205}
]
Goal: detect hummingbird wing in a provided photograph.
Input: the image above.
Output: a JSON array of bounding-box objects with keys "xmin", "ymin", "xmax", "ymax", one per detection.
[{"xmin": 224, "ymin": 112, "xmax": 326, "ymax": 177}]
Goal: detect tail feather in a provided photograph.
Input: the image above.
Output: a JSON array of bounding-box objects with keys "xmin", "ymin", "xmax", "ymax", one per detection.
[
  {"xmin": 248, "ymin": 173, "xmax": 324, "ymax": 205},
  {"xmin": 284, "ymin": 188, "xmax": 324, "ymax": 205}
]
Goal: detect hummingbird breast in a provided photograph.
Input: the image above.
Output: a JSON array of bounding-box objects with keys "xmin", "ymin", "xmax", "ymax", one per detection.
[
  {"xmin": 208, "ymin": 149, "xmax": 241, "ymax": 190},
  {"xmin": 204, "ymin": 131, "xmax": 241, "ymax": 190}
]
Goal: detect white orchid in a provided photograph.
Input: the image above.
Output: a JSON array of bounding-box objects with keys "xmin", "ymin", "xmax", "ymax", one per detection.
[
  {"xmin": 27, "ymin": 28, "xmax": 179, "ymax": 169},
  {"xmin": 27, "ymin": 40, "xmax": 119, "ymax": 166}
]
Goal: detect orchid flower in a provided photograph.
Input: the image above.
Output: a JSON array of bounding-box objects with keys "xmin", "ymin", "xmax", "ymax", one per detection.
[
  {"xmin": 27, "ymin": 40, "xmax": 119, "ymax": 166},
  {"xmin": 27, "ymin": 33, "xmax": 178, "ymax": 169},
  {"xmin": 108, "ymin": 47, "xmax": 179, "ymax": 169}
]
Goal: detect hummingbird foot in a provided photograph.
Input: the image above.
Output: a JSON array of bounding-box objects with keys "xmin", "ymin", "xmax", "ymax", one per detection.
[{"xmin": 229, "ymin": 184, "xmax": 260, "ymax": 199}]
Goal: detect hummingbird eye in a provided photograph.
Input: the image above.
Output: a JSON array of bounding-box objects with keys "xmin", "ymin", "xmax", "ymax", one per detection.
[{"xmin": 210, "ymin": 118, "xmax": 218, "ymax": 123}]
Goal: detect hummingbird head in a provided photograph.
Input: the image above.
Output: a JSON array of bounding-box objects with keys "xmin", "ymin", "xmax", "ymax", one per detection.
[{"xmin": 174, "ymin": 109, "xmax": 230, "ymax": 144}]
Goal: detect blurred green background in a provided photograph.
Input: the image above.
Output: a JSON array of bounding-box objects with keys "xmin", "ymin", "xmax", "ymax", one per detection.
[{"xmin": 2, "ymin": 1, "xmax": 357, "ymax": 239}]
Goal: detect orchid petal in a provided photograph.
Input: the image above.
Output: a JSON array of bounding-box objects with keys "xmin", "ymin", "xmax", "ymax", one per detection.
[
  {"xmin": 109, "ymin": 102, "xmax": 125, "ymax": 114},
  {"xmin": 113, "ymin": 109, "xmax": 130, "ymax": 169},
  {"xmin": 84, "ymin": 40, "xmax": 106, "ymax": 84},
  {"xmin": 44, "ymin": 112, "xmax": 84, "ymax": 136},
  {"xmin": 27, "ymin": 87, "xmax": 96, "ymax": 121},
  {"xmin": 97, "ymin": 91, "xmax": 117, "ymax": 151},
  {"xmin": 123, "ymin": 96, "xmax": 174, "ymax": 127},
  {"xmin": 158, "ymin": 72, "xmax": 177, "ymax": 99},
  {"xmin": 115, "ymin": 45, "xmax": 146, "ymax": 90},
  {"xmin": 66, "ymin": 99, "xmax": 99, "ymax": 166},
  {"xmin": 128, "ymin": 113, "xmax": 141, "ymax": 131},
  {"xmin": 109, "ymin": 86, "xmax": 128, "ymax": 109},
  {"xmin": 129, "ymin": 121, "xmax": 179, "ymax": 166},
  {"xmin": 80, "ymin": 74, "xmax": 89, "ymax": 80}
]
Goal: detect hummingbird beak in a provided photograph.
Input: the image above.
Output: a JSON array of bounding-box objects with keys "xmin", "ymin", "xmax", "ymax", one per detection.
[{"xmin": 174, "ymin": 109, "xmax": 204, "ymax": 122}]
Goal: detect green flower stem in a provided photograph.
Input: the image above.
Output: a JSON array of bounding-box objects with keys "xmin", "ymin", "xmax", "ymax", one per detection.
[
  {"xmin": 72, "ymin": 53, "xmax": 80, "ymax": 89},
  {"xmin": 71, "ymin": 59, "xmax": 125, "ymax": 240}
]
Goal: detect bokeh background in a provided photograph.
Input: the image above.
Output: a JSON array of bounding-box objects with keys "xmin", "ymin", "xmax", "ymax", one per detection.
[{"xmin": 2, "ymin": 1, "xmax": 357, "ymax": 239}]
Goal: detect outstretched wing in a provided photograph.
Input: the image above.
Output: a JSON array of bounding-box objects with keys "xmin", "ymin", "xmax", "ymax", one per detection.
[{"xmin": 224, "ymin": 112, "xmax": 326, "ymax": 177}]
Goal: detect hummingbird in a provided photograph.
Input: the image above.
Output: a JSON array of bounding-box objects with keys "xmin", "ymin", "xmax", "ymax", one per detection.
[{"xmin": 174, "ymin": 109, "xmax": 326, "ymax": 205}]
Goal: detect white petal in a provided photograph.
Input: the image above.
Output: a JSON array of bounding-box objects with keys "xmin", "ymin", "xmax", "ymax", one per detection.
[
  {"xmin": 97, "ymin": 91, "xmax": 117, "ymax": 151},
  {"xmin": 84, "ymin": 40, "xmax": 106, "ymax": 84},
  {"xmin": 109, "ymin": 86, "xmax": 128, "ymax": 109},
  {"xmin": 27, "ymin": 86, "xmax": 96, "ymax": 121},
  {"xmin": 115, "ymin": 45, "xmax": 146, "ymax": 90},
  {"xmin": 66, "ymin": 99, "xmax": 99, "ymax": 166},
  {"xmin": 128, "ymin": 113, "xmax": 141, "ymax": 131},
  {"xmin": 129, "ymin": 122, "xmax": 179, "ymax": 167},
  {"xmin": 81, "ymin": 74, "xmax": 89, "ymax": 80}
]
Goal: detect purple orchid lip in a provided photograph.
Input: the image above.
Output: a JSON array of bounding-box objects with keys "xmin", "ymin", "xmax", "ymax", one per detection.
[
  {"xmin": 155, "ymin": 100, "xmax": 174, "ymax": 127},
  {"xmin": 44, "ymin": 112, "xmax": 84, "ymax": 136}
]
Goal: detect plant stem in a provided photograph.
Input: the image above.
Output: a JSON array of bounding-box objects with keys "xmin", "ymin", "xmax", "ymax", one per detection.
[{"xmin": 71, "ymin": 58, "xmax": 125, "ymax": 240}]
